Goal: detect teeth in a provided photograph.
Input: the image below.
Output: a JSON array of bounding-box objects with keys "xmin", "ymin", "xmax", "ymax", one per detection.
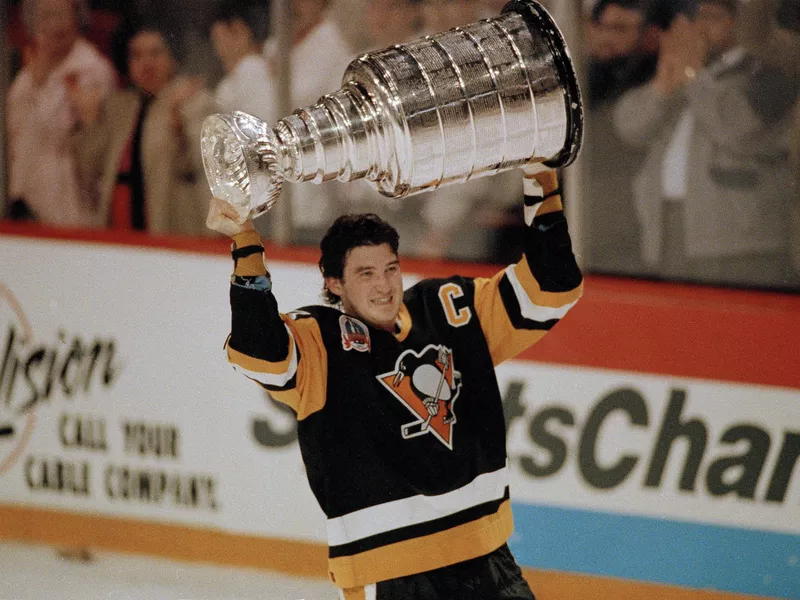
[{"xmin": 373, "ymin": 298, "xmax": 391, "ymax": 305}]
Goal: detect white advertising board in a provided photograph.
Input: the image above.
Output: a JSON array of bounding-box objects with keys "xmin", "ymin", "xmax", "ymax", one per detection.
[{"xmin": 1, "ymin": 235, "xmax": 798, "ymax": 597}]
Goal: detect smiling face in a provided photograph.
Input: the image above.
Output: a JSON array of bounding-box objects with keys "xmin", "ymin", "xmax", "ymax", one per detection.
[{"xmin": 325, "ymin": 243, "xmax": 404, "ymax": 332}]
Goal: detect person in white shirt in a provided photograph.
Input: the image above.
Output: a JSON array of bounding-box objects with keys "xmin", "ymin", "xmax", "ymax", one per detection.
[
  {"xmin": 209, "ymin": 0, "xmax": 276, "ymax": 124},
  {"xmin": 264, "ymin": 0, "xmax": 353, "ymax": 109},
  {"xmin": 613, "ymin": 0, "xmax": 796, "ymax": 288},
  {"xmin": 263, "ymin": 0, "xmax": 355, "ymax": 239},
  {"xmin": 6, "ymin": 0, "xmax": 116, "ymax": 227}
]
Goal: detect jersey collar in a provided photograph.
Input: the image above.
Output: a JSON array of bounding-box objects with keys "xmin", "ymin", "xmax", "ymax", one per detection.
[{"xmin": 394, "ymin": 303, "xmax": 411, "ymax": 342}]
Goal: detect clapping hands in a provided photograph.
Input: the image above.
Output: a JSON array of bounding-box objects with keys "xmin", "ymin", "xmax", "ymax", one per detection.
[{"xmin": 653, "ymin": 14, "xmax": 709, "ymax": 94}]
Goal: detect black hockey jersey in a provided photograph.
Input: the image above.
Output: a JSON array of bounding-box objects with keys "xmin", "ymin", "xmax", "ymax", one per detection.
[{"xmin": 225, "ymin": 173, "xmax": 583, "ymax": 588}]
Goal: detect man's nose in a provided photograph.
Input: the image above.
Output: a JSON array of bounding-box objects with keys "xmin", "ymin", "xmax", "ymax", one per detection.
[{"xmin": 374, "ymin": 273, "xmax": 392, "ymax": 291}]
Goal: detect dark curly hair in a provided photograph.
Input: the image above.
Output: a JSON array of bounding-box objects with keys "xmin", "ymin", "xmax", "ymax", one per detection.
[
  {"xmin": 319, "ymin": 213, "xmax": 400, "ymax": 305},
  {"xmin": 110, "ymin": 15, "xmax": 183, "ymax": 80},
  {"xmin": 208, "ymin": 0, "xmax": 271, "ymax": 43}
]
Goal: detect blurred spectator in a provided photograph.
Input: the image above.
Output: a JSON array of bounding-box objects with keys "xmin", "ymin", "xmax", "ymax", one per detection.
[
  {"xmin": 586, "ymin": 0, "xmax": 674, "ymax": 107},
  {"xmin": 414, "ymin": 172, "xmax": 522, "ymax": 262},
  {"xmin": 263, "ymin": 0, "xmax": 355, "ymax": 241},
  {"xmin": 343, "ymin": 0, "xmax": 427, "ymax": 253},
  {"xmin": 583, "ymin": 0, "xmax": 680, "ymax": 274},
  {"xmin": 479, "ymin": 0, "xmax": 513, "ymax": 15},
  {"xmin": 71, "ymin": 18, "xmax": 218, "ymax": 235},
  {"xmin": 422, "ymin": 0, "xmax": 483, "ymax": 33},
  {"xmin": 6, "ymin": 0, "xmax": 116, "ymax": 226},
  {"xmin": 737, "ymin": 0, "xmax": 800, "ymax": 277},
  {"xmin": 209, "ymin": 0, "xmax": 276, "ymax": 123},
  {"xmin": 738, "ymin": 0, "xmax": 800, "ymax": 77},
  {"xmin": 264, "ymin": 0, "xmax": 352, "ymax": 108},
  {"xmin": 342, "ymin": 0, "xmax": 519, "ymax": 261},
  {"xmin": 613, "ymin": 0, "xmax": 797, "ymax": 288},
  {"xmin": 414, "ymin": 0, "xmax": 522, "ymax": 261},
  {"xmin": 365, "ymin": 0, "xmax": 424, "ymax": 47}
]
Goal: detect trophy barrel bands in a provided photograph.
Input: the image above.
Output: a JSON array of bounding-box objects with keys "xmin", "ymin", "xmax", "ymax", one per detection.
[
  {"xmin": 199, "ymin": 0, "xmax": 583, "ymax": 213},
  {"xmin": 273, "ymin": 82, "xmax": 382, "ymax": 185},
  {"xmin": 335, "ymin": 0, "xmax": 583, "ymax": 197},
  {"xmin": 503, "ymin": 0, "xmax": 583, "ymax": 168}
]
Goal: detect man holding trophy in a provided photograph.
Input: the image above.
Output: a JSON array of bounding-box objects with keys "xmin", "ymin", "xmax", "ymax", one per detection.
[{"xmin": 204, "ymin": 1, "xmax": 584, "ymax": 598}]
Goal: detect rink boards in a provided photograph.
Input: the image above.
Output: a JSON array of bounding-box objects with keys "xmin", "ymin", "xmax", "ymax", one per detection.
[{"xmin": 0, "ymin": 227, "xmax": 798, "ymax": 600}]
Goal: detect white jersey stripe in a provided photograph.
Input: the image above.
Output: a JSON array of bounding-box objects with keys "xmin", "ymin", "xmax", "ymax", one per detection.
[
  {"xmin": 326, "ymin": 465, "xmax": 509, "ymax": 546},
  {"xmin": 232, "ymin": 324, "xmax": 298, "ymax": 387},
  {"xmin": 505, "ymin": 264, "xmax": 578, "ymax": 322}
]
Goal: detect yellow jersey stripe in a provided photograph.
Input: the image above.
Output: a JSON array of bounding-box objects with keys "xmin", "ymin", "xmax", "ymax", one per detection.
[
  {"xmin": 472, "ymin": 272, "xmax": 549, "ymax": 365},
  {"xmin": 285, "ymin": 316, "xmax": 329, "ymax": 420},
  {"xmin": 227, "ymin": 325, "xmax": 297, "ymax": 377}
]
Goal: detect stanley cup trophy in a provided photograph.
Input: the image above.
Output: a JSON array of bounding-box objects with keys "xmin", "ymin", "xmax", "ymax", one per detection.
[{"xmin": 201, "ymin": 0, "xmax": 583, "ymax": 222}]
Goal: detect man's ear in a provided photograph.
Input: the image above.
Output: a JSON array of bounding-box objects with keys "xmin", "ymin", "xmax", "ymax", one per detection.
[{"xmin": 325, "ymin": 277, "xmax": 344, "ymax": 297}]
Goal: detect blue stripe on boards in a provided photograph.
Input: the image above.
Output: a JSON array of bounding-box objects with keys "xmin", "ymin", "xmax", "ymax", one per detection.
[{"xmin": 509, "ymin": 502, "xmax": 800, "ymax": 599}]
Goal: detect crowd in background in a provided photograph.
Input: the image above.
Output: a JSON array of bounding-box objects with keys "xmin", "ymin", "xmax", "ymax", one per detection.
[
  {"xmin": 584, "ymin": 0, "xmax": 799, "ymax": 289},
  {"xmin": 2, "ymin": 0, "xmax": 799, "ymax": 291}
]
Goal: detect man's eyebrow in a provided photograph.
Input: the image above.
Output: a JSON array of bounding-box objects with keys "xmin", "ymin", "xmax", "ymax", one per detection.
[{"xmin": 353, "ymin": 259, "xmax": 399, "ymax": 274}]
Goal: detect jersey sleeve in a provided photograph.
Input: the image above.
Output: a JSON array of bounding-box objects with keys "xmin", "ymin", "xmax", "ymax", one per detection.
[
  {"xmin": 473, "ymin": 170, "xmax": 583, "ymax": 365},
  {"xmin": 223, "ymin": 230, "xmax": 328, "ymax": 420}
]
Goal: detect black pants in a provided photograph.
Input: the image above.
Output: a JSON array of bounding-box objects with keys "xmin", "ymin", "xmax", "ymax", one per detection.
[{"xmin": 340, "ymin": 544, "xmax": 535, "ymax": 600}]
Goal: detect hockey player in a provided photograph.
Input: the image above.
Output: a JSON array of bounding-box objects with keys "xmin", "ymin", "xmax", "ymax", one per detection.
[{"xmin": 207, "ymin": 163, "xmax": 583, "ymax": 599}]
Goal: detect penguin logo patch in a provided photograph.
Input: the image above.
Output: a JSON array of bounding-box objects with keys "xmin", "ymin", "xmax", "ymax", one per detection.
[{"xmin": 377, "ymin": 345, "xmax": 462, "ymax": 450}]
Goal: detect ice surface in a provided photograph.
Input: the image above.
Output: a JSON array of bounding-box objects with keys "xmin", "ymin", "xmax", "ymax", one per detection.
[{"xmin": 0, "ymin": 541, "xmax": 339, "ymax": 600}]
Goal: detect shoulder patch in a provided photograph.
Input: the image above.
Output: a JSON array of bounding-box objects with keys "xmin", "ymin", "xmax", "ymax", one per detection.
[{"xmin": 339, "ymin": 315, "xmax": 371, "ymax": 352}]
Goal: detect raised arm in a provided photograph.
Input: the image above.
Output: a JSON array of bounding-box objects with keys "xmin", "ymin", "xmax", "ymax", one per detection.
[
  {"xmin": 207, "ymin": 198, "xmax": 327, "ymax": 419},
  {"xmin": 737, "ymin": 0, "xmax": 800, "ymax": 80},
  {"xmin": 472, "ymin": 166, "xmax": 583, "ymax": 366}
]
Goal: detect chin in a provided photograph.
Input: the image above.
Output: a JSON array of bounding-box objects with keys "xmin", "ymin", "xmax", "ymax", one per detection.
[{"xmin": 369, "ymin": 309, "xmax": 399, "ymax": 331}]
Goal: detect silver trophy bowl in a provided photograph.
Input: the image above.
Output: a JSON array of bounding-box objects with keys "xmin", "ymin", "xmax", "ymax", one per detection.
[{"xmin": 201, "ymin": 0, "xmax": 583, "ymax": 222}]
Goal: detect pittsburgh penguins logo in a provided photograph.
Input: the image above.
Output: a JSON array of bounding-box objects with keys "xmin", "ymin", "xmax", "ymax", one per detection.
[{"xmin": 377, "ymin": 345, "xmax": 462, "ymax": 450}]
